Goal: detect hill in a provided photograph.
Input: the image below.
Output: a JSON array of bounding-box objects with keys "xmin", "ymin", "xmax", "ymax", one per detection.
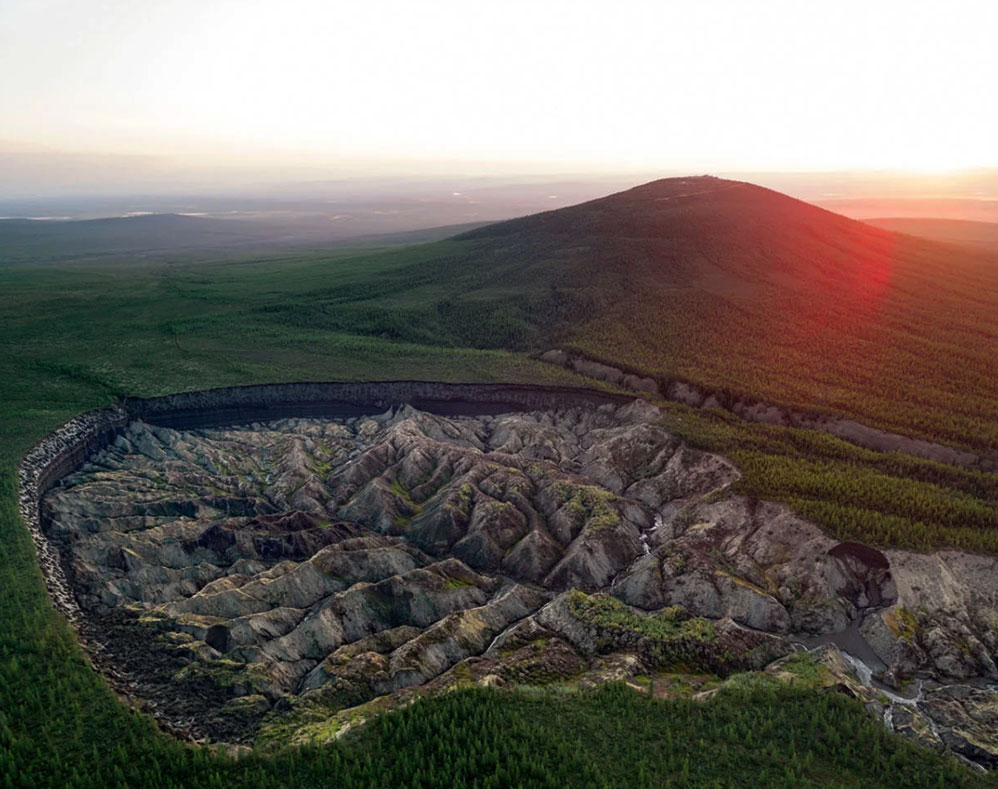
[
  {"xmin": 866, "ymin": 217, "xmax": 998, "ymax": 253},
  {"xmin": 283, "ymin": 175, "xmax": 998, "ymax": 452},
  {"xmin": 0, "ymin": 214, "xmax": 276, "ymax": 262},
  {"xmin": 480, "ymin": 177, "xmax": 998, "ymax": 452}
]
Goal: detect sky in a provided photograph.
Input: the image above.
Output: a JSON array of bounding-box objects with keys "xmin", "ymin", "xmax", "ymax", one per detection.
[{"xmin": 1, "ymin": 0, "xmax": 997, "ymax": 194}]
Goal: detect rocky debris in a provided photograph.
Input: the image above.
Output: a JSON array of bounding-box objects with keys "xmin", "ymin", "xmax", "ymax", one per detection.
[
  {"xmin": 535, "ymin": 349, "xmax": 990, "ymax": 471},
  {"xmin": 17, "ymin": 404, "xmax": 128, "ymax": 625},
  {"xmin": 859, "ymin": 549, "xmax": 998, "ymax": 683},
  {"xmin": 18, "ymin": 381, "xmax": 635, "ymax": 629},
  {"xmin": 612, "ymin": 499, "xmax": 895, "ymax": 636},
  {"xmin": 917, "ymin": 684, "xmax": 998, "ymax": 770},
  {"xmin": 45, "ymin": 402, "xmax": 755, "ymax": 740},
  {"xmin": 300, "ymin": 583, "xmax": 551, "ymax": 704}
]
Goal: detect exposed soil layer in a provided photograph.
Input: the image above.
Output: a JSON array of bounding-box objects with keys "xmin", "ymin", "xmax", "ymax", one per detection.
[{"xmin": 536, "ymin": 350, "xmax": 992, "ymax": 470}]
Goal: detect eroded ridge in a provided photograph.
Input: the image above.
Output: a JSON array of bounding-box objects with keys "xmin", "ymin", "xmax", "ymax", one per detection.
[{"xmin": 41, "ymin": 402, "xmax": 998, "ymax": 764}]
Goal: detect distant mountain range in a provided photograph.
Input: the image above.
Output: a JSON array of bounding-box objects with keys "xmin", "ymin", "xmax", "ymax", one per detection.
[{"xmin": 0, "ymin": 212, "xmax": 490, "ymax": 264}]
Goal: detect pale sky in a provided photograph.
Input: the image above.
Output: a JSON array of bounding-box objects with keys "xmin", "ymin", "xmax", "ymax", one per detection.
[{"xmin": 1, "ymin": 0, "xmax": 996, "ymax": 181}]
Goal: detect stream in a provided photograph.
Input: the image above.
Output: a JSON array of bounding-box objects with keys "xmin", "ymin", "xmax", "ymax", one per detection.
[{"xmin": 795, "ymin": 617, "xmax": 923, "ymax": 703}]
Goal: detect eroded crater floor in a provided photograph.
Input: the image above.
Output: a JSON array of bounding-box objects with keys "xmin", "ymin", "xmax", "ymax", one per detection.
[{"xmin": 41, "ymin": 402, "xmax": 998, "ymax": 761}]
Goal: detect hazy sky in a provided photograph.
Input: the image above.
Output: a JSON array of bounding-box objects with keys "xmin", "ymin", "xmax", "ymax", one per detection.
[{"xmin": 1, "ymin": 0, "xmax": 996, "ymax": 187}]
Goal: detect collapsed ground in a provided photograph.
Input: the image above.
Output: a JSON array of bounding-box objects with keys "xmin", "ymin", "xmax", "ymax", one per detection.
[{"xmin": 42, "ymin": 402, "xmax": 998, "ymax": 767}]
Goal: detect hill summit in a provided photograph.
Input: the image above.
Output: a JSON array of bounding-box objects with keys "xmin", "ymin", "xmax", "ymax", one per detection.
[
  {"xmin": 460, "ymin": 175, "xmax": 902, "ymax": 300},
  {"xmin": 441, "ymin": 175, "xmax": 998, "ymax": 451}
]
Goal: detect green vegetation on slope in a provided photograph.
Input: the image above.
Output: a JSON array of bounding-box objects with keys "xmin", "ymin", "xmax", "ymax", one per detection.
[
  {"xmin": 459, "ymin": 177, "xmax": 998, "ymax": 452},
  {"xmin": 662, "ymin": 402, "xmax": 998, "ymax": 553},
  {"xmin": 567, "ymin": 590, "xmax": 716, "ymax": 644}
]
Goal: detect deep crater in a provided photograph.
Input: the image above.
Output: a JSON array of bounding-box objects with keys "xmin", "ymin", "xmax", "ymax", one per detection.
[{"xmin": 31, "ymin": 387, "xmax": 998, "ymax": 759}]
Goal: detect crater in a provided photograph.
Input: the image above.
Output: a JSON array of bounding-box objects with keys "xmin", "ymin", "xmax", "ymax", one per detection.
[
  {"xmin": 39, "ymin": 397, "xmax": 797, "ymax": 741},
  {"xmin": 30, "ymin": 384, "xmax": 998, "ymax": 751}
]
